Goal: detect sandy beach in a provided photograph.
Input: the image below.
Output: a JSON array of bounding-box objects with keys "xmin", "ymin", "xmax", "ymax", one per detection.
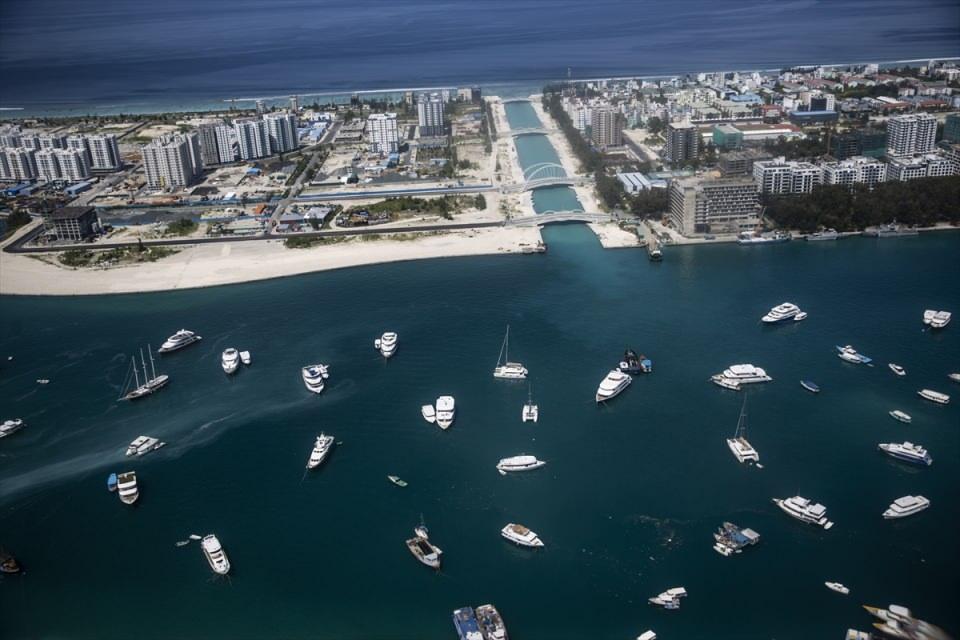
[
  {"xmin": 587, "ymin": 223, "xmax": 642, "ymax": 248},
  {"xmin": 0, "ymin": 226, "xmax": 543, "ymax": 296}
]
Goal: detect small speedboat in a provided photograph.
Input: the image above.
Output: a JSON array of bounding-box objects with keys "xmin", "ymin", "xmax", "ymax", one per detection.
[
  {"xmin": 889, "ymin": 410, "xmax": 912, "ymax": 424},
  {"xmin": 221, "ymin": 348, "xmax": 240, "ymax": 374},
  {"xmin": 239, "ymin": 350, "xmax": 251, "ymax": 365},
  {"xmin": 888, "ymin": 363, "xmax": 906, "ymax": 376},
  {"xmin": 421, "ymin": 404, "xmax": 436, "ymax": 424},
  {"xmin": 825, "ymin": 582, "xmax": 850, "ymax": 595},
  {"xmin": 948, "ymin": 373, "xmax": 960, "ymax": 384},
  {"xmin": 0, "ymin": 551, "xmax": 21, "ymax": 574},
  {"xmin": 387, "ymin": 475, "xmax": 408, "ymax": 487},
  {"xmin": 800, "ymin": 380, "xmax": 820, "ymax": 394},
  {"xmin": 0, "ymin": 418, "xmax": 25, "ymax": 439},
  {"xmin": 107, "ymin": 473, "xmax": 118, "ymax": 492}
]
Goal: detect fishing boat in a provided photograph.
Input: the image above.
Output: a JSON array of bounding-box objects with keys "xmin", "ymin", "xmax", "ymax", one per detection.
[
  {"xmin": 888, "ymin": 363, "xmax": 906, "ymax": 376},
  {"xmin": 0, "ymin": 551, "xmax": 21, "ymax": 574},
  {"xmin": 726, "ymin": 397, "xmax": 760, "ymax": 465},
  {"xmin": 405, "ymin": 524, "xmax": 442, "ymax": 569},
  {"xmin": 800, "ymin": 380, "xmax": 820, "ymax": 393},
  {"xmin": 889, "ymin": 410, "xmax": 912, "ymax": 424},
  {"xmin": 306, "ymin": 433, "xmax": 335, "ymax": 469},
  {"xmin": 521, "ymin": 384, "xmax": 539, "ymax": 423},
  {"xmin": 116, "ymin": 471, "xmax": 139, "ymax": 505},
  {"xmin": 119, "ymin": 347, "xmax": 169, "ymax": 401},
  {"xmin": 917, "ymin": 389, "xmax": 950, "ymax": 404},
  {"xmin": 0, "ymin": 418, "xmax": 25, "ymax": 439},
  {"xmin": 387, "ymin": 475, "xmax": 408, "ymax": 487},
  {"xmin": 125, "ymin": 435, "xmax": 166, "ymax": 457},
  {"xmin": 421, "ymin": 404, "xmax": 436, "ymax": 424},
  {"xmin": 106, "ymin": 473, "xmax": 118, "ymax": 492},
  {"xmin": 201, "ymin": 534, "xmax": 230, "ymax": 575},
  {"xmin": 825, "ymin": 582, "xmax": 850, "ymax": 595},
  {"xmin": 492, "ymin": 325, "xmax": 528, "ymax": 380}
]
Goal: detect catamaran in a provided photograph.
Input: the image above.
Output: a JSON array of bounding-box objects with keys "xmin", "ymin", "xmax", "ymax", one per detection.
[
  {"xmin": 521, "ymin": 384, "xmax": 539, "ymax": 423},
  {"xmin": 711, "ymin": 364, "xmax": 772, "ymax": 390},
  {"xmin": 493, "ymin": 325, "xmax": 528, "ymax": 379},
  {"xmin": 125, "ymin": 435, "xmax": 166, "ymax": 457},
  {"xmin": 119, "ymin": 347, "xmax": 169, "ymax": 401},
  {"xmin": 726, "ymin": 397, "xmax": 760, "ymax": 465}
]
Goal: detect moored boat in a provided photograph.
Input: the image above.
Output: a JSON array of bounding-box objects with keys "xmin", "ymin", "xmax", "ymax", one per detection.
[
  {"xmin": 596, "ymin": 369, "xmax": 632, "ymax": 402},
  {"xmin": 301, "ymin": 364, "xmax": 328, "ymax": 394},
  {"xmin": 158, "ymin": 329, "xmax": 202, "ymax": 353},
  {"xmin": 713, "ymin": 521, "xmax": 760, "ymax": 556},
  {"xmin": 435, "ymin": 396, "xmax": 456, "ymax": 430},
  {"xmin": 948, "ymin": 373, "xmax": 960, "ymax": 384},
  {"xmin": 806, "ymin": 228, "xmax": 839, "ymax": 241},
  {"xmin": 306, "ymin": 433, "xmax": 335, "ymax": 469},
  {"xmin": 107, "ymin": 473, "xmax": 118, "ymax": 492},
  {"xmin": 0, "ymin": 418, "xmax": 25, "ymax": 439},
  {"xmin": 387, "ymin": 475, "xmax": 408, "ymax": 487},
  {"xmin": 888, "ymin": 410, "xmax": 912, "ymax": 424},
  {"xmin": 0, "ymin": 551, "xmax": 21, "ymax": 574},
  {"xmin": 406, "ymin": 525, "xmax": 442, "ymax": 569},
  {"xmin": 619, "ymin": 349, "xmax": 652, "ymax": 374},
  {"xmin": 492, "ymin": 326, "xmax": 528, "ymax": 380},
  {"xmin": 376, "ymin": 332, "xmax": 398, "ymax": 359},
  {"xmin": 201, "ymin": 534, "xmax": 230, "ymax": 575},
  {"xmin": 221, "ymin": 348, "xmax": 240, "ymax": 375},
  {"xmin": 836, "ymin": 345, "xmax": 872, "ymax": 365},
  {"xmin": 711, "ymin": 364, "xmax": 772, "ymax": 390},
  {"xmin": 239, "ymin": 350, "xmax": 251, "ymax": 365},
  {"xmin": 649, "ymin": 587, "xmax": 688, "ymax": 609},
  {"xmin": 923, "ymin": 310, "xmax": 951, "ymax": 329},
  {"xmin": 421, "ymin": 404, "xmax": 436, "ymax": 424},
  {"xmin": 116, "ymin": 471, "xmax": 139, "ymax": 505},
  {"xmin": 500, "ymin": 523, "xmax": 543, "ymax": 547},
  {"xmin": 125, "ymin": 435, "xmax": 165, "ymax": 457},
  {"xmin": 825, "ymin": 582, "xmax": 850, "ymax": 595},
  {"xmin": 726, "ymin": 397, "xmax": 759, "ymax": 465},
  {"xmin": 888, "ymin": 363, "xmax": 906, "ymax": 376},
  {"xmin": 772, "ymin": 495, "xmax": 834, "ymax": 529},
  {"xmin": 761, "ymin": 302, "xmax": 805, "ymax": 324},
  {"xmin": 475, "ymin": 604, "xmax": 508, "ymax": 640},
  {"xmin": 452, "ymin": 607, "xmax": 483, "ymax": 640},
  {"xmin": 120, "ymin": 347, "xmax": 169, "ymax": 400},
  {"xmin": 883, "ymin": 495, "xmax": 930, "ymax": 519},
  {"xmin": 496, "ymin": 455, "xmax": 546, "ymax": 475},
  {"xmin": 800, "ymin": 380, "xmax": 820, "ymax": 394},
  {"xmin": 917, "ymin": 389, "xmax": 949, "ymax": 404},
  {"xmin": 521, "ymin": 384, "xmax": 538, "ymax": 423},
  {"xmin": 878, "ymin": 441, "xmax": 932, "ymax": 466}
]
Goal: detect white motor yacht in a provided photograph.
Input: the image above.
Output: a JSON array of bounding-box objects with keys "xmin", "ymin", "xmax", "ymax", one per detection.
[
  {"xmin": 888, "ymin": 363, "xmax": 906, "ymax": 376},
  {"xmin": 221, "ymin": 348, "xmax": 240, "ymax": 374},
  {"xmin": 0, "ymin": 418, "xmax": 25, "ymax": 439},
  {"xmin": 711, "ymin": 364, "xmax": 772, "ymax": 390},
  {"xmin": 521, "ymin": 384, "xmax": 538, "ymax": 423},
  {"xmin": 125, "ymin": 435, "xmax": 165, "ymax": 457},
  {"xmin": 836, "ymin": 345, "xmax": 872, "ymax": 364},
  {"xmin": 948, "ymin": 373, "xmax": 960, "ymax": 384},
  {"xmin": 158, "ymin": 329, "xmax": 202, "ymax": 353},
  {"xmin": 924, "ymin": 310, "xmax": 951, "ymax": 329},
  {"xmin": 772, "ymin": 495, "xmax": 834, "ymax": 529},
  {"xmin": 596, "ymin": 369, "xmax": 632, "ymax": 402},
  {"xmin": 475, "ymin": 605, "xmax": 508, "ymax": 640},
  {"xmin": 500, "ymin": 523, "xmax": 544, "ymax": 547},
  {"xmin": 375, "ymin": 332, "xmax": 398, "ymax": 359},
  {"xmin": 201, "ymin": 534, "xmax": 231, "ymax": 575},
  {"xmin": 496, "ymin": 455, "xmax": 546, "ymax": 475},
  {"xmin": 637, "ymin": 632, "xmax": 658, "ymax": 640},
  {"xmin": 421, "ymin": 404, "xmax": 436, "ymax": 424},
  {"xmin": 825, "ymin": 582, "xmax": 850, "ymax": 595},
  {"xmin": 492, "ymin": 325, "xmax": 528, "ymax": 379},
  {"xmin": 116, "ymin": 471, "xmax": 139, "ymax": 505},
  {"xmin": 883, "ymin": 495, "xmax": 930, "ymax": 519},
  {"xmin": 239, "ymin": 350, "xmax": 251, "ymax": 365},
  {"xmin": 306, "ymin": 433, "xmax": 335, "ymax": 469},
  {"xmin": 301, "ymin": 364, "xmax": 329, "ymax": 394},
  {"xmin": 806, "ymin": 228, "xmax": 839, "ymax": 241},
  {"xmin": 649, "ymin": 587, "xmax": 688, "ymax": 609},
  {"xmin": 435, "ymin": 396, "xmax": 456, "ymax": 430},
  {"xmin": 726, "ymin": 398, "xmax": 760, "ymax": 465},
  {"xmin": 888, "ymin": 410, "xmax": 912, "ymax": 424},
  {"xmin": 761, "ymin": 302, "xmax": 805, "ymax": 324},
  {"xmin": 878, "ymin": 441, "xmax": 932, "ymax": 466},
  {"xmin": 917, "ymin": 389, "xmax": 950, "ymax": 404}
]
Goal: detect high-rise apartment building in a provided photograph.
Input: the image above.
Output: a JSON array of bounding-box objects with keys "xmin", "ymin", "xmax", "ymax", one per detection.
[
  {"xmin": 591, "ymin": 105, "xmax": 623, "ymax": 148},
  {"xmin": 215, "ymin": 125, "xmax": 237, "ymax": 164},
  {"xmin": 141, "ymin": 133, "xmax": 203, "ymax": 189},
  {"xmin": 664, "ymin": 120, "xmax": 699, "ymax": 164},
  {"xmin": 87, "ymin": 134, "xmax": 122, "ymax": 170},
  {"xmin": 197, "ymin": 122, "xmax": 223, "ymax": 167},
  {"xmin": 417, "ymin": 94, "xmax": 445, "ymax": 137},
  {"xmin": 263, "ymin": 111, "xmax": 299, "ymax": 153},
  {"xmin": 668, "ymin": 176, "xmax": 760, "ymax": 235},
  {"xmin": 234, "ymin": 118, "xmax": 271, "ymax": 160},
  {"xmin": 886, "ymin": 153, "xmax": 955, "ymax": 181},
  {"xmin": 66, "ymin": 135, "xmax": 92, "ymax": 167},
  {"xmin": 367, "ymin": 113, "xmax": 399, "ymax": 153},
  {"xmin": 753, "ymin": 157, "xmax": 822, "ymax": 195},
  {"xmin": 55, "ymin": 149, "xmax": 92, "ymax": 182},
  {"xmin": 35, "ymin": 148, "xmax": 61, "ymax": 182},
  {"xmin": 943, "ymin": 113, "xmax": 960, "ymax": 144},
  {"xmin": 885, "ymin": 113, "xmax": 937, "ymax": 157},
  {"xmin": 821, "ymin": 156, "xmax": 886, "ymax": 189},
  {"xmin": 2, "ymin": 147, "xmax": 38, "ymax": 181}
]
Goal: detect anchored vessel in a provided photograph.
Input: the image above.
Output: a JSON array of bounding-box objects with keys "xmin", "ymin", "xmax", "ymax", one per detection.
[
  {"xmin": 772, "ymin": 495, "xmax": 834, "ymax": 529},
  {"xmin": 883, "ymin": 495, "xmax": 930, "ymax": 519},
  {"xmin": 863, "ymin": 223, "xmax": 918, "ymax": 238},
  {"xmin": 888, "ymin": 363, "xmax": 906, "ymax": 376},
  {"xmin": 500, "ymin": 523, "xmax": 543, "ymax": 547},
  {"xmin": 120, "ymin": 347, "xmax": 169, "ymax": 401},
  {"xmin": 619, "ymin": 349, "xmax": 652, "ymax": 374},
  {"xmin": 0, "ymin": 551, "xmax": 21, "ymax": 574},
  {"xmin": 406, "ymin": 525, "xmax": 442, "ymax": 569},
  {"xmin": 421, "ymin": 404, "xmax": 436, "ymax": 423},
  {"xmin": 375, "ymin": 332, "xmax": 398, "ymax": 359},
  {"xmin": 889, "ymin": 410, "xmax": 912, "ymax": 424},
  {"xmin": 923, "ymin": 309, "xmax": 951, "ymax": 329},
  {"xmin": 596, "ymin": 369, "xmax": 632, "ymax": 402},
  {"xmin": 879, "ymin": 441, "xmax": 932, "ymax": 466},
  {"xmin": 521, "ymin": 384, "xmax": 539, "ymax": 423},
  {"xmin": 806, "ymin": 228, "xmax": 839, "ymax": 241},
  {"xmin": 493, "ymin": 325, "xmax": 528, "ymax": 379},
  {"xmin": 125, "ymin": 435, "xmax": 165, "ymax": 457},
  {"xmin": 711, "ymin": 364, "xmax": 772, "ymax": 390},
  {"xmin": 496, "ymin": 455, "xmax": 546, "ymax": 475},
  {"xmin": 301, "ymin": 364, "xmax": 329, "ymax": 394},
  {"xmin": 836, "ymin": 345, "xmax": 872, "ymax": 364},
  {"xmin": 239, "ymin": 350, "xmax": 251, "ymax": 366},
  {"xmin": 116, "ymin": 471, "xmax": 139, "ymax": 505},
  {"xmin": 737, "ymin": 230, "xmax": 790, "ymax": 244},
  {"xmin": 712, "ymin": 522, "xmax": 760, "ymax": 556},
  {"xmin": 1, "ymin": 418, "xmax": 25, "ymax": 439},
  {"xmin": 726, "ymin": 397, "xmax": 760, "ymax": 465},
  {"xmin": 158, "ymin": 329, "xmax": 202, "ymax": 353},
  {"xmin": 917, "ymin": 389, "xmax": 950, "ymax": 404},
  {"xmin": 649, "ymin": 587, "xmax": 688, "ymax": 609},
  {"xmin": 861, "ymin": 604, "xmax": 950, "ymax": 640},
  {"xmin": 475, "ymin": 604, "xmax": 508, "ymax": 640},
  {"xmin": 221, "ymin": 348, "xmax": 240, "ymax": 375},
  {"xmin": 761, "ymin": 302, "xmax": 807, "ymax": 323},
  {"xmin": 800, "ymin": 380, "xmax": 820, "ymax": 393},
  {"xmin": 201, "ymin": 534, "xmax": 230, "ymax": 575},
  {"xmin": 435, "ymin": 396, "xmax": 456, "ymax": 430},
  {"xmin": 306, "ymin": 433, "xmax": 335, "ymax": 469},
  {"xmin": 825, "ymin": 582, "xmax": 850, "ymax": 595}
]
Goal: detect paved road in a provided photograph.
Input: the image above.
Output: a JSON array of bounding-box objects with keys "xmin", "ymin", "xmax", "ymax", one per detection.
[
  {"xmin": 269, "ymin": 145, "xmax": 330, "ymax": 227},
  {"xmin": 296, "ymin": 183, "xmax": 496, "ymax": 202}
]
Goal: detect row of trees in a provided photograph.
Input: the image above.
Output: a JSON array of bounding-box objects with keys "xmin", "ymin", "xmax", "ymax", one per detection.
[
  {"xmin": 542, "ymin": 92, "xmax": 602, "ymax": 173},
  {"xmin": 765, "ymin": 176, "xmax": 960, "ymax": 232}
]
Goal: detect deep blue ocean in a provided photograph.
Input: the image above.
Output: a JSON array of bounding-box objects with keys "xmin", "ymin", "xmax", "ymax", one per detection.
[{"xmin": 1, "ymin": 0, "xmax": 959, "ymax": 116}]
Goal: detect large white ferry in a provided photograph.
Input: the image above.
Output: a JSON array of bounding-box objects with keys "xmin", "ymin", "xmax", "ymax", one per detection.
[
  {"xmin": 711, "ymin": 364, "xmax": 772, "ymax": 390},
  {"xmin": 596, "ymin": 369, "xmax": 632, "ymax": 402}
]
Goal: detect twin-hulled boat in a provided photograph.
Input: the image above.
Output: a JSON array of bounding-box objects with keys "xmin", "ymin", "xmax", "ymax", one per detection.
[
  {"xmin": 306, "ymin": 433, "xmax": 335, "ymax": 469},
  {"xmin": 711, "ymin": 364, "xmax": 772, "ymax": 390},
  {"xmin": 883, "ymin": 495, "xmax": 930, "ymax": 519},
  {"xmin": 301, "ymin": 364, "xmax": 329, "ymax": 393},
  {"xmin": 596, "ymin": 369, "xmax": 632, "ymax": 402},
  {"xmin": 726, "ymin": 397, "xmax": 760, "ymax": 465},
  {"xmin": 375, "ymin": 332, "xmax": 398, "ymax": 359},
  {"xmin": 493, "ymin": 325, "xmax": 528, "ymax": 380},
  {"xmin": 158, "ymin": 329, "xmax": 202, "ymax": 353},
  {"xmin": 521, "ymin": 384, "xmax": 538, "ymax": 423},
  {"xmin": 201, "ymin": 534, "xmax": 230, "ymax": 575},
  {"xmin": 496, "ymin": 455, "xmax": 546, "ymax": 475},
  {"xmin": 772, "ymin": 495, "xmax": 834, "ymax": 529},
  {"xmin": 125, "ymin": 435, "xmax": 165, "ymax": 457}
]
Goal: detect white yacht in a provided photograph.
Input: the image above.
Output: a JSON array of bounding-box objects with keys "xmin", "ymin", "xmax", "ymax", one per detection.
[
  {"xmin": 806, "ymin": 228, "xmax": 839, "ymax": 241},
  {"xmin": 726, "ymin": 398, "xmax": 760, "ymax": 465},
  {"xmin": 221, "ymin": 348, "xmax": 240, "ymax": 374},
  {"xmin": 201, "ymin": 534, "xmax": 231, "ymax": 575},
  {"xmin": 500, "ymin": 523, "xmax": 544, "ymax": 547},
  {"xmin": 917, "ymin": 389, "xmax": 950, "ymax": 404},
  {"xmin": 158, "ymin": 329, "xmax": 202, "ymax": 353},
  {"xmin": 301, "ymin": 364, "xmax": 329, "ymax": 394},
  {"xmin": 836, "ymin": 345, "xmax": 872, "ymax": 365},
  {"xmin": 421, "ymin": 404, "xmax": 436, "ymax": 424},
  {"xmin": 711, "ymin": 364, "xmax": 772, "ymax": 390},
  {"xmin": 239, "ymin": 350, "xmax": 251, "ymax": 365},
  {"xmin": 306, "ymin": 433, "xmax": 335, "ymax": 469},
  {"xmin": 888, "ymin": 363, "xmax": 906, "ymax": 376},
  {"xmin": 492, "ymin": 325, "xmax": 528, "ymax": 379},
  {"xmin": 435, "ymin": 396, "xmax": 456, "ymax": 430},
  {"xmin": 0, "ymin": 418, "xmax": 25, "ymax": 439},
  {"xmin": 761, "ymin": 302, "xmax": 805, "ymax": 324},
  {"xmin": 948, "ymin": 373, "xmax": 960, "ymax": 384},
  {"xmin": 596, "ymin": 369, "xmax": 632, "ymax": 402},
  {"xmin": 883, "ymin": 495, "xmax": 930, "ymax": 519},
  {"xmin": 637, "ymin": 632, "xmax": 658, "ymax": 640},
  {"xmin": 825, "ymin": 582, "xmax": 850, "ymax": 595},
  {"xmin": 120, "ymin": 347, "xmax": 169, "ymax": 401},
  {"xmin": 772, "ymin": 495, "xmax": 834, "ymax": 529},
  {"xmin": 878, "ymin": 441, "xmax": 932, "ymax": 466},
  {"xmin": 116, "ymin": 471, "xmax": 139, "ymax": 505},
  {"xmin": 406, "ymin": 525, "xmax": 442, "ymax": 569},
  {"xmin": 888, "ymin": 410, "xmax": 912, "ymax": 424},
  {"xmin": 496, "ymin": 455, "xmax": 546, "ymax": 475},
  {"xmin": 125, "ymin": 435, "xmax": 165, "ymax": 457},
  {"xmin": 648, "ymin": 587, "xmax": 688, "ymax": 609},
  {"xmin": 375, "ymin": 332, "xmax": 398, "ymax": 359},
  {"xmin": 923, "ymin": 310, "xmax": 951, "ymax": 329},
  {"xmin": 521, "ymin": 384, "xmax": 538, "ymax": 423}
]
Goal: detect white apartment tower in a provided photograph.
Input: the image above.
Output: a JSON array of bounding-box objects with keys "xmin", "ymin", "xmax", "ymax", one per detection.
[
  {"xmin": 55, "ymin": 149, "xmax": 92, "ymax": 182},
  {"xmin": 215, "ymin": 125, "xmax": 237, "ymax": 163},
  {"xmin": 263, "ymin": 111, "xmax": 299, "ymax": 153},
  {"xmin": 591, "ymin": 105, "xmax": 623, "ymax": 148},
  {"xmin": 4, "ymin": 147, "xmax": 38, "ymax": 181},
  {"xmin": 753, "ymin": 157, "xmax": 822, "ymax": 195},
  {"xmin": 87, "ymin": 134, "xmax": 122, "ymax": 170},
  {"xmin": 141, "ymin": 134, "xmax": 203, "ymax": 189},
  {"xmin": 821, "ymin": 156, "xmax": 887, "ymax": 188},
  {"xmin": 367, "ymin": 113, "xmax": 399, "ymax": 153},
  {"xmin": 417, "ymin": 94, "xmax": 445, "ymax": 137},
  {"xmin": 234, "ymin": 118, "xmax": 271, "ymax": 160},
  {"xmin": 885, "ymin": 113, "xmax": 937, "ymax": 157}
]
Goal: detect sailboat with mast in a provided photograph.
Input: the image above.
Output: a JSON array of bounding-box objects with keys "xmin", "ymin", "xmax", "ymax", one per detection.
[
  {"xmin": 119, "ymin": 346, "xmax": 169, "ymax": 401},
  {"xmin": 522, "ymin": 383, "xmax": 539, "ymax": 422},
  {"xmin": 726, "ymin": 397, "xmax": 760, "ymax": 465},
  {"xmin": 493, "ymin": 325, "xmax": 528, "ymax": 379}
]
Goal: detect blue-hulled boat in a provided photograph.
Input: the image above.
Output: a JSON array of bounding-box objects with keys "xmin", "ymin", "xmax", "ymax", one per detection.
[
  {"xmin": 107, "ymin": 473, "xmax": 118, "ymax": 492},
  {"xmin": 452, "ymin": 607, "xmax": 482, "ymax": 640},
  {"xmin": 801, "ymin": 380, "xmax": 820, "ymax": 393}
]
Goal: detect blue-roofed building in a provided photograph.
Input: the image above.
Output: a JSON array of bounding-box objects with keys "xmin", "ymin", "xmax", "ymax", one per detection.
[
  {"xmin": 3, "ymin": 182, "xmax": 35, "ymax": 197},
  {"xmin": 730, "ymin": 93, "xmax": 762, "ymax": 104},
  {"xmin": 789, "ymin": 110, "xmax": 839, "ymax": 125}
]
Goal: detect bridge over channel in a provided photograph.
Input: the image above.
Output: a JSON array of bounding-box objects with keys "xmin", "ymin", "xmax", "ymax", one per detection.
[
  {"xmin": 502, "ymin": 162, "xmax": 592, "ymax": 193},
  {"xmin": 507, "ymin": 211, "xmax": 616, "ymax": 226},
  {"xmin": 504, "ymin": 127, "xmax": 554, "ymax": 137},
  {"xmin": 501, "ymin": 98, "xmax": 532, "ymax": 104}
]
